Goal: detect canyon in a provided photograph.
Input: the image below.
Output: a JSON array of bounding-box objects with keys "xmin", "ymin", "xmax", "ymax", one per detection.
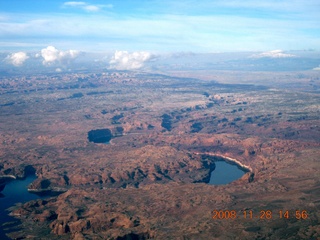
[{"xmin": 0, "ymin": 70, "xmax": 319, "ymax": 239}]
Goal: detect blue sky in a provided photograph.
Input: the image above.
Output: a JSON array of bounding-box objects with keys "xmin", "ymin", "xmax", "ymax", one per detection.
[{"xmin": 0, "ymin": 0, "xmax": 320, "ymax": 53}]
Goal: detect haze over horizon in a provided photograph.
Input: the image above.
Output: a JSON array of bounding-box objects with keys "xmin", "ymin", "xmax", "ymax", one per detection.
[{"xmin": 1, "ymin": 0, "xmax": 319, "ymax": 53}]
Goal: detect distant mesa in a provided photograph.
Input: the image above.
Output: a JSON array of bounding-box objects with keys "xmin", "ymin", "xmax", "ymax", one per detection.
[{"xmin": 87, "ymin": 129, "xmax": 113, "ymax": 144}]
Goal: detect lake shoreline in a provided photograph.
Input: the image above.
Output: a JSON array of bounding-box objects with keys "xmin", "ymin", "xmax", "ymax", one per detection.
[{"xmin": 194, "ymin": 152, "xmax": 253, "ymax": 173}]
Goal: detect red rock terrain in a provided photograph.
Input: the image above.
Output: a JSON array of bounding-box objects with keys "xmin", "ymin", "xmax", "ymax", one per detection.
[{"xmin": 0, "ymin": 71, "xmax": 319, "ymax": 239}]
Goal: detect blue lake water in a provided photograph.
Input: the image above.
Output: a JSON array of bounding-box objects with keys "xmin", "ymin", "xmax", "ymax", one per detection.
[
  {"xmin": 0, "ymin": 161, "xmax": 246, "ymax": 238},
  {"xmin": 209, "ymin": 161, "xmax": 246, "ymax": 185},
  {"xmin": 0, "ymin": 175, "xmax": 45, "ymax": 240}
]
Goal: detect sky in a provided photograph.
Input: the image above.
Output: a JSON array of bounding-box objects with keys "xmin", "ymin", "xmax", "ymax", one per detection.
[{"xmin": 1, "ymin": 0, "xmax": 320, "ymax": 53}]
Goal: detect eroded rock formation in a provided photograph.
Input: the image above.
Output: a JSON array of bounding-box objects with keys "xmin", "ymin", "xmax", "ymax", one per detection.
[{"xmin": 1, "ymin": 71, "xmax": 319, "ymax": 239}]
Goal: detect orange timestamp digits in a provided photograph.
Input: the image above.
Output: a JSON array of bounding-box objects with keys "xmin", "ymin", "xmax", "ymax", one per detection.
[
  {"xmin": 212, "ymin": 210, "xmax": 308, "ymax": 220},
  {"xmin": 212, "ymin": 210, "xmax": 237, "ymax": 219},
  {"xmin": 243, "ymin": 210, "xmax": 309, "ymax": 219},
  {"xmin": 245, "ymin": 210, "xmax": 272, "ymax": 219}
]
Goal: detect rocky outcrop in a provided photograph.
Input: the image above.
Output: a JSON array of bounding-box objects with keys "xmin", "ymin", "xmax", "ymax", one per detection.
[
  {"xmin": 0, "ymin": 164, "xmax": 36, "ymax": 179},
  {"xmin": 65, "ymin": 146, "xmax": 216, "ymax": 188},
  {"xmin": 1, "ymin": 71, "xmax": 320, "ymax": 240},
  {"xmin": 27, "ymin": 178, "xmax": 67, "ymax": 194}
]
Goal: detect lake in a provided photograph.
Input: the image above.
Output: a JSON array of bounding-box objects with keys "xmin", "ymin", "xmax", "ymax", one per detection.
[
  {"xmin": 0, "ymin": 175, "xmax": 44, "ymax": 240},
  {"xmin": 87, "ymin": 128, "xmax": 113, "ymax": 144},
  {"xmin": 209, "ymin": 161, "xmax": 246, "ymax": 185}
]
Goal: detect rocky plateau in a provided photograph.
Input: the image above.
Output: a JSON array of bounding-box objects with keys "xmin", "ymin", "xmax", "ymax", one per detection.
[{"xmin": 0, "ymin": 70, "xmax": 319, "ymax": 239}]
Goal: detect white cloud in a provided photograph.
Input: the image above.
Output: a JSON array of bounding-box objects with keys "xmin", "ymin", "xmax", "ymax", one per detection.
[
  {"xmin": 40, "ymin": 46, "xmax": 80, "ymax": 65},
  {"xmin": 5, "ymin": 52, "xmax": 29, "ymax": 66},
  {"xmin": 64, "ymin": 1, "xmax": 86, "ymax": 7},
  {"xmin": 84, "ymin": 5, "xmax": 100, "ymax": 12},
  {"xmin": 109, "ymin": 51, "xmax": 154, "ymax": 70},
  {"xmin": 313, "ymin": 66, "xmax": 320, "ymax": 71},
  {"xmin": 62, "ymin": 1, "xmax": 112, "ymax": 12},
  {"xmin": 250, "ymin": 50, "xmax": 295, "ymax": 58}
]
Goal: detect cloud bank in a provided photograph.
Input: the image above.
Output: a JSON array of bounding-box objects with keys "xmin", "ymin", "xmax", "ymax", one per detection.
[
  {"xmin": 250, "ymin": 50, "xmax": 295, "ymax": 58},
  {"xmin": 109, "ymin": 51, "xmax": 154, "ymax": 70},
  {"xmin": 40, "ymin": 46, "xmax": 80, "ymax": 65},
  {"xmin": 6, "ymin": 52, "xmax": 29, "ymax": 66}
]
